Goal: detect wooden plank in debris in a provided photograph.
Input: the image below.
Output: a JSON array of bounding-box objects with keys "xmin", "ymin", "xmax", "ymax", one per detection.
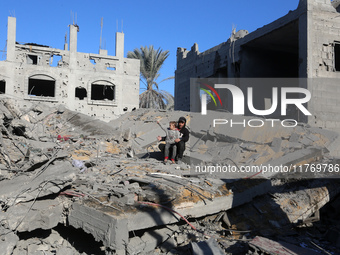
[{"xmin": 249, "ymin": 236, "xmax": 320, "ymax": 255}]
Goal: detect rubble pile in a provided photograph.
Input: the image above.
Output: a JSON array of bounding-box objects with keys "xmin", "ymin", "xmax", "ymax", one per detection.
[{"xmin": 0, "ymin": 97, "xmax": 340, "ymax": 254}]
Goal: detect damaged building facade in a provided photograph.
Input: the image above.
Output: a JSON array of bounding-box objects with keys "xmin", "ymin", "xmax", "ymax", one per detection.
[
  {"xmin": 175, "ymin": 0, "xmax": 340, "ymax": 132},
  {"xmin": 0, "ymin": 17, "xmax": 140, "ymax": 121}
]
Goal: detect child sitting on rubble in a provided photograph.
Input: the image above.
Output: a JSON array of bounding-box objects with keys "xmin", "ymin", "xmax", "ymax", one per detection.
[{"xmin": 157, "ymin": 120, "xmax": 180, "ymax": 164}]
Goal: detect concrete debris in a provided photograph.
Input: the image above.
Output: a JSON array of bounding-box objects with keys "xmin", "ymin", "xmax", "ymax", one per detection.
[
  {"xmin": 5, "ymin": 199, "xmax": 65, "ymax": 232},
  {"xmin": 0, "ymin": 98, "xmax": 340, "ymax": 254},
  {"xmin": 11, "ymin": 229, "xmax": 84, "ymax": 255},
  {"xmin": 270, "ymin": 137, "xmax": 282, "ymax": 153},
  {"xmin": 249, "ymin": 236, "xmax": 320, "ymax": 255},
  {"xmin": 0, "ymin": 226, "xmax": 19, "ymax": 255},
  {"xmin": 191, "ymin": 238, "xmax": 225, "ymax": 255},
  {"xmin": 0, "ymin": 160, "xmax": 76, "ymax": 205}
]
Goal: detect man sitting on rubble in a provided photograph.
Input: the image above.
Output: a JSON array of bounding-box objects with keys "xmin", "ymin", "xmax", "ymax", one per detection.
[{"xmin": 157, "ymin": 116, "xmax": 190, "ymax": 164}]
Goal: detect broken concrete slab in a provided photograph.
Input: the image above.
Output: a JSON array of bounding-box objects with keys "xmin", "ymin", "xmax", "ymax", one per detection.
[
  {"xmin": 140, "ymin": 227, "xmax": 174, "ymax": 253},
  {"xmin": 287, "ymin": 141, "xmax": 303, "ymax": 150},
  {"xmin": 26, "ymin": 140, "xmax": 59, "ymax": 152},
  {"xmin": 59, "ymin": 109, "xmax": 120, "ymax": 137},
  {"xmin": 5, "ymin": 198, "xmax": 64, "ymax": 232},
  {"xmin": 191, "ymin": 238, "xmax": 225, "ymax": 255},
  {"xmin": 299, "ymin": 137, "xmax": 313, "ymax": 146},
  {"xmin": 43, "ymin": 229, "xmax": 64, "ymax": 248},
  {"xmin": 0, "ymin": 100, "xmax": 340, "ymax": 254},
  {"xmin": 262, "ymin": 147, "xmax": 324, "ymax": 179},
  {"xmin": 127, "ymin": 181, "xmax": 271, "ymax": 231},
  {"xmin": 68, "ymin": 202, "xmax": 128, "ymax": 251},
  {"xmin": 0, "ymin": 160, "xmax": 76, "ymax": 205},
  {"xmin": 273, "ymin": 180, "xmax": 340, "ymax": 224},
  {"xmin": 0, "ymin": 226, "xmax": 19, "ymax": 255},
  {"xmin": 289, "ymin": 133, "xmax": 300, "ymax": 143},
  {"xmin": 249, "ymin": 236, "xmax": 320, "ymax": 255},
  {"xmin": 122, "ymin": 127, "xmax": 131, "ymax": 141},
  {"xmin": 126, "ymin": 236, "xmax": 146, "ymax": 255},
  {"xmin": 270, "ymin": 137, "xmax": 282, "ymax": 153}
]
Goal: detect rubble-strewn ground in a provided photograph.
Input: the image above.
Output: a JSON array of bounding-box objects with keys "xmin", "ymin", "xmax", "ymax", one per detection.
[{"xmin": 1, "ymin": 96, "xmax": 340, "ymax": 255}]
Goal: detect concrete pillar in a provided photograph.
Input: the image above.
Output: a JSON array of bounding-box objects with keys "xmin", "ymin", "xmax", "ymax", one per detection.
[
  {"xmin": 298, "ymin": 11, "xmax": 309, "ymax": 78},
  {"xmin": 69, "ymin": 25, "xmax": 78, "ymax": 54},
  {"xmin": 115, "ymin": 32, "xmax": 124, "ymax": 59},
  {"xmin": 99, "ymin": 49, "xmax": 108, "ymax": 55},
  {"xmin": 69, "ymin": 25, "xmax": 78, "ymax": 69},
  {"xmin": 6, "ymin": 17, "xmax": 16, "ymax": 62},
  {"xmin": 68, "ymin": 25, "xmax": 79, "ymax": 110}
]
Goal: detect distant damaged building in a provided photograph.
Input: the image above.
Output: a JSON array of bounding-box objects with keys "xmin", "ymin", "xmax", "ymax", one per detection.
[
  {"xmin": 175, "ymin": 0, "xmax": 340, "ymax": 131},
  {"xmin": 0, "ymin": 17, "xmax": 140, "ymax": 121}
]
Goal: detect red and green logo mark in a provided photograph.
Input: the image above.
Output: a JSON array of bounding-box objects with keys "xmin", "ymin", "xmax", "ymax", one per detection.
[{"xmin": 200, "ymin": 83, "xmax": 222, "ymax": 107}]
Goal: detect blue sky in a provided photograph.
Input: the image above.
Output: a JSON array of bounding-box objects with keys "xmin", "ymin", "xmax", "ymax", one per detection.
[{"xmin": 0, "ymin": 0, "xmax": 299, "ymax": 96}]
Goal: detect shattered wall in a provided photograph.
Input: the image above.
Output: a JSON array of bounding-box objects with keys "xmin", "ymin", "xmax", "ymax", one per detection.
[
  {"xmin": 0, "ymin": 17, "xmax": 140, "ymax": 121},
  {"xmin": 304, "ymin": 0, "xmax": 340, "ymax": 132},
  {"xmin": 175, "ymin": 0, "xmax": 340, "ymax": 133}
]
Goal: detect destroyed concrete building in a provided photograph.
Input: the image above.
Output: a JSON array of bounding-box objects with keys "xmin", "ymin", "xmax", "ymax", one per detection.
[
  {"xmin": 0, "ymin": 17, "xmax": 140, "ymax": 121},
  {"xmin": 1, "ymin": 1, "xmax": 340, "ymax": 254},
  {"xmin": 0, "ymin": 96, "xmax": 340, "ymax": 254},
  {"xmin": 175, "ymin": 0, "xmax": 340, "ymax": 133}
]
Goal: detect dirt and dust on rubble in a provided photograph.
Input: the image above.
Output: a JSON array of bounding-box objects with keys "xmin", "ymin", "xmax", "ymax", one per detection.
[{"xmin": 0, "ymin": 96, "xmax": 340, "ymax": 255}]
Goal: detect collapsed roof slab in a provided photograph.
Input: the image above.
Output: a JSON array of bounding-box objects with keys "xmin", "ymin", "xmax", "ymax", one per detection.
[
  {"xmin": 66, "ymin": 145, "xmax": 334, "ymax": 252},
  {"xmin": 242, "ymin": 20, "xmax": 299, "ymax": 55},
  {"xmin": 235, "ymin": 18, "xmax": 300, "ymax": 78},
  {"xmin": 235, "ymin": 6, "xmax": 301, "ymax": 48},
  {"xmin": 68, "ymin": 178, "xmax": 271, "ymax": 252}
]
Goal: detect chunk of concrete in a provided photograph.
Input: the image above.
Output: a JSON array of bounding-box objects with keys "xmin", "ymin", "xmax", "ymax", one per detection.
[
  {"xmin": 56, "ymin": 247, "xmax": 74, "ymax": 255},
  {"xmin": 0, "ymin": 160, "xmax": 76, "ymax": 205},
  {"xmin": 0, "ymin": 226, "xmax": 19, "ymax": 255},
  {"xmin": 6, "ymin": 199, "xmax": 64, "ymax": 232},
  {"xmin": 250, "ymin": 236, "xmax": 320, "ymax": 255},
  {"xmin": 191, "ymin": 238, "xmax": 225, "ymax": 255},
  {"xmin": 43, "ymin": 229, "xmax": 64, "ymax": 247},
  {"xmin": 141, "ymin": 227, "xmax": 173, "ymax": 253},
  {"xmin": 68, "ymin": 202, "xmax": 128, "ymax": 251},
  {"xmin": 123, "ymin": 128, "xmax": 132, "ymax": 141},
  {"xmin": 270, "ymin": 137, "xmax": 282, "ymax": 153},
  {"xmin": 288, "ymin": 142, "xmax": 303, "ymax": 149},
  {"xmin": 160, "ymin": 237, "xmax": 176, "ymax": 253},
  {"xmin": 126, "ymin": 236, "xmax": 146, "ymax": 255},
  {"xmin": 299, "ymin": 137, "xmax": 313, "ymax": 146},
  {"xmin": 263, "ymin": 147, "xmax": 323, "ymax": 179},
  {"xmin": 289, "ymin": 133, "xmax": 300, "ymax": 143},
  {"xmin": 61, "ymin": 109, "xmax": 120, "ymax": 137},
  {"xmin": 306, "ymin": 134, "xmax": 319, "ymax": 142}
]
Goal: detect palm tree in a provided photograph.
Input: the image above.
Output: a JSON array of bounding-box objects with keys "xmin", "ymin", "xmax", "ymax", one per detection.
[{"xmin": 127, "ymin": 45, "xmax": 174, "ymax": 109}]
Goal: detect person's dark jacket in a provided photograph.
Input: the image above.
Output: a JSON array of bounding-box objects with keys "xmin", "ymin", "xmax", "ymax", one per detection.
[{"xmin": 178, "ymin": 117, "xmax": 189, "ymax": 143}]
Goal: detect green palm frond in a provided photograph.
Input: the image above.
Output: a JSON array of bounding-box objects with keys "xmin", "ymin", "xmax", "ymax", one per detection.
[{"xmin": 127, "ymin": 45, "xmax": 174, "ymax": 109}]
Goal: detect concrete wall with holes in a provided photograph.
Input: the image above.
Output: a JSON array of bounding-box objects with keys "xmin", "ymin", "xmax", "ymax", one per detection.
[
  {"xmin": 175, "ymin": 0, "xmax": 340, "ymax": 133},
  {"xmin": 0, "ymin": 17, "xmax": 140, "ymax": 121}
]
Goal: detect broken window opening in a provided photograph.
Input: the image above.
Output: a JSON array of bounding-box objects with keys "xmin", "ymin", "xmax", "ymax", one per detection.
[
  {"xmin": 335, "ymin": 43, "xmax": 340, "ymax": 71},
  {"xmin": 0, "ymin": 80, "xmax": 5, "ymax": 94},
  {"xmin": 106, "ymin": 66, "xmax": 116, "ymax": 71},
  {"xmin": 241, "ymin": 20, "xmax": 299, "ymax": 78},
  {"xmin": 27, "ymin": 54, "xmax": 39, "ymax": 65},
  {"xmin": 28, "ymin": 78, "xmax": 55, "ymax": 97},
  {"xmin": 50, "ymin": 55, "xmax": 62, "ymax": 67},
  {"xmin": 75, "ymin": 87, "xmax": 87, "ymax": 100},
  {"xmin": 90, "ymin": 59, "xmax": 96, "ymax": 65},
  {"xmin": 91, "ymin": 83, "xmax": 114, "ymax": 101}
]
